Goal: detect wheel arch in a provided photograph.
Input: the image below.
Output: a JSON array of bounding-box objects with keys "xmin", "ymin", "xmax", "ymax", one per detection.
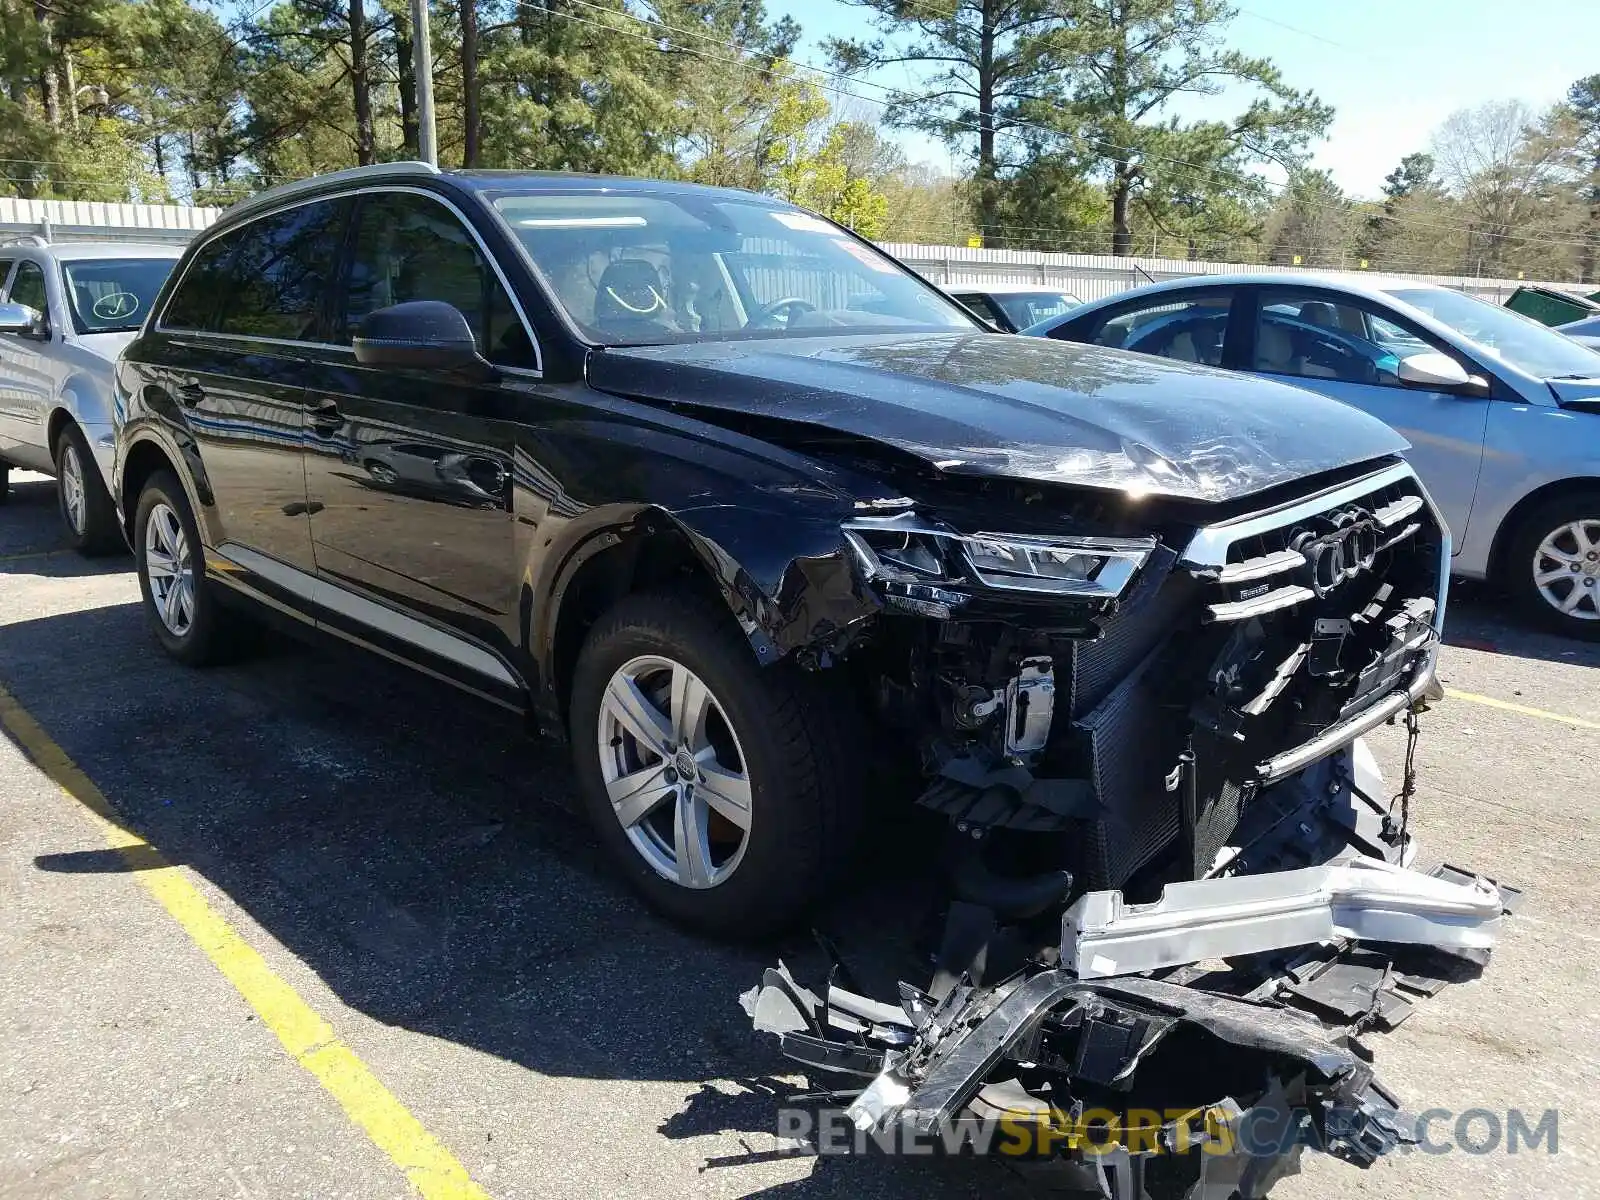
[
  {"xmin": 117, "ymin": 436, "xmax": 183, "ymax": 540},
  {"xmin": 1488, "ymin": 475, "xmax": 1600, "ymax": 584},
  {"xmin": 530, "ymin": 503, "xmax": 874, "ymax": 731}
]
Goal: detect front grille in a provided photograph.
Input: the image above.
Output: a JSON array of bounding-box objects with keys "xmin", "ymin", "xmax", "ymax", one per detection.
[
  {"xmin": 1062, "ymin": 545, "xmax": 1191, "ymax": 718},
  {"xmin": 1062, "ymin": 462, "xmax": 1444, "ymax": 890}
]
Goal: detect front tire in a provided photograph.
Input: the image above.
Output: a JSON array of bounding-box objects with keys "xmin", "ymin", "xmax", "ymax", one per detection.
[
  {"xmin": 1507, "ymin": 492, "xmax": 1600, "ymax": 640},
  {"xmin": 133, "ymin": 470, "xmax": 241, "ymax": 665},
  {"xmin": 568, "ymin": 588, "xmax": 862, "ymax": 938},
  {"xmin": 55, "ymin": 424, "xmax": 122, "ymax": 556}
]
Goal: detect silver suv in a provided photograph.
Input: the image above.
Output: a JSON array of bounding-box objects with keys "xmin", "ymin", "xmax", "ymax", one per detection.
[{"xmin": 0, "ymin": 237, "xmax": 183, "ymax": 553}]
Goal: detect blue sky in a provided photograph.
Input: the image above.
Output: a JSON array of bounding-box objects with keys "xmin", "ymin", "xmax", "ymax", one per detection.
[{"xmin": 764, "ymin": 0, "xmax": 1598, "ymax": 199}]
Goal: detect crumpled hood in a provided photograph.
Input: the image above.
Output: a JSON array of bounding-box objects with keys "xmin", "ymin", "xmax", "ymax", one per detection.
[{"xmin": 588, "ymin": 333, "xmax": 1410, "ymax": 504}]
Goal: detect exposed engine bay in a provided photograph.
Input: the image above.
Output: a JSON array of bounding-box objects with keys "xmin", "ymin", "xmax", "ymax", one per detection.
[{"xmin": 742, "ymin": 460, "xmax": 1516, "ymax": 1199}]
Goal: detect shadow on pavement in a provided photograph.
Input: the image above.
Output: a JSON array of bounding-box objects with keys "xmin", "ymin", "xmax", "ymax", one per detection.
[
  {"xmin": 0, "ymin": 600, "xmax": 992, "ymax": 1198},
  {"xmin": 1443, "ymin": 578, "xmax": 1600, "ymax": 669},
  {"xmin": 0, "ymin": 476, "xmax": 130, "ymax": 577}
]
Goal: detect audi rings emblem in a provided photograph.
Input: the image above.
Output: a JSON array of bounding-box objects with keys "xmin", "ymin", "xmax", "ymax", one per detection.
[{"xmin": 1294, "ymin": 517, "xmax": 1379, "ymax": 597}]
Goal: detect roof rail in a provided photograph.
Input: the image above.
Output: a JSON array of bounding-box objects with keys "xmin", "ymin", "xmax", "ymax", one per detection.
[
  {"xmin": 220, "ymin": 160, "xmax": 442, "ymax": 222},
  {"xmin": 0, "ymin": 232, "xmax": 50, "ymax": 247}
]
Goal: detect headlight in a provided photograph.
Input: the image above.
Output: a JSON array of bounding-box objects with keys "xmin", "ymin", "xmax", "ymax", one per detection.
[
  {"xmin": 842, "ymin": 515, "xmax": 1154, "ymax": 601},
  {"xmin": 958, "ymin": 533, "xmax": 1153, "ymax": 596}
]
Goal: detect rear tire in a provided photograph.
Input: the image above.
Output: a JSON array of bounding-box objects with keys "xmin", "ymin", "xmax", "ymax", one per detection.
[
  {"xmin": 55, "ymin": 424, "xmax": 122, "ymax": 556},
  {"xmin": 1506, "ymin": 492, "xmax": 1600, "ymax": 640},
  {"xmin": 133, "ymin": 469, "xmax": 243, "ymax": 666},
  {"xmin": 568, "ymin": 587, "xmax": 863, "ymax": 939}
]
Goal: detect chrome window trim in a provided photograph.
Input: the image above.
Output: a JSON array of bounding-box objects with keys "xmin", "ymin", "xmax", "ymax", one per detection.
[
  {"xmin": 156, "ymin": 183, "xmax": 543, "ymax": 377},
  {"xmin": 219, "ymin": 160, "xmax": 440, "ymax": 225}
]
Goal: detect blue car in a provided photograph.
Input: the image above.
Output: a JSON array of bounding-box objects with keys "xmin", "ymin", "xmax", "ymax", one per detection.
[
  {"xmin": 1026, "ymin": 272, "xmax": 1600, "ymax": 638},
  {"xmin": 1558, "ymin": 314, "xmax": 1600, "ymax": 353}
]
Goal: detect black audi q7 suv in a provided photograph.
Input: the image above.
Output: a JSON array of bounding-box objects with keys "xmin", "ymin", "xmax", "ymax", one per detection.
[{"xmin": 113, "ymin": 162, "xmax": 1448, "ymax": 942}]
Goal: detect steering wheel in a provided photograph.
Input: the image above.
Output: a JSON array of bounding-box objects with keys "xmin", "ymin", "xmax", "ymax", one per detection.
[{"xmin": 748, "ymin": 297, "xmax": 817, "ymax": 329}]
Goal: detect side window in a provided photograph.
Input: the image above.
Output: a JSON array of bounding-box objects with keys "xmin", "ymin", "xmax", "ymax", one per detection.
[
  {"xmin": 9, "ymin": 261, "xmax": 48, "ymax": 317},
  {"xmin": 1085, "ymin": 293, "xmax": 1233, "ymax": 366},
  {"xmin": 163, "ymin": 199, "xmax": 346, "ymax": 340},
  {"xmin": 0, "ymin": 260, "xmax": 14, "ymax": 296},
  {"xmin": 1252, "ymin": 291, "xmax": 1449, "ymax": 388},
  {"xmin": 162, "ymin": 236, "xmax": 239, "ymax": 333},
  {"xmin": 341, "ymin": 191, "xmax": 534, "ymax": 369},
  {"xmin": 219, "ymin": 200, "xmax": 346, "ymax": 340},
  {"xmin": 954, "ymin": 294, "xmax": 1004, "ymax": 326}
]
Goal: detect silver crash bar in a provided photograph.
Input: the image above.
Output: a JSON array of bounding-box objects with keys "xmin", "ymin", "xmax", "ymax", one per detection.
[{"xmin": 1061, "ymin": 855, "xmax": 1503, "ymax": 980}]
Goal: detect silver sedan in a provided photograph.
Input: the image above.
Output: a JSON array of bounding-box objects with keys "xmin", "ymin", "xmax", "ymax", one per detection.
[{"xmin": 1026, "ymin": 271, "xmax": 1600, "ymax": 639}]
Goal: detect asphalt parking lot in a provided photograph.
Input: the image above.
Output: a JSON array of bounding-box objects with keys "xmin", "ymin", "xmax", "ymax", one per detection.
[{"xmin": 2, "ymin": 468, "xmax": 1597, "ymax": 1200}]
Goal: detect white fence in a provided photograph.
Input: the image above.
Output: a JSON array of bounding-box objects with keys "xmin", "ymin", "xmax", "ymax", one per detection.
[
  {"xmin": 0, "ymin": 197, "xmax": 220, "ymax": 246},
  {"xmin": 2, "ymin": 196, "xmax": 1587, "ymax": 303},
  {"xmin": 881, "ymin": 242, "xmax": 1583, "ymax": 306}
]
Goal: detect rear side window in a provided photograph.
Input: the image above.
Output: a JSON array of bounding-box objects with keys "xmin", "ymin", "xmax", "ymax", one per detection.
[
  {"xmin": 163, "ymin": 198, "xmax": 347, "ymax": 341},
  {"xmin": 162, "ymin": 237, "xmax": 236, "ymax": 332},
  {"xmin": 953, "ymin": 293, "xmax": 1004, "ymax": 326},
  {"xmin": 339, "ymin": 191, "xmax": 534, "ymax": 368},
  {"xmin": 1080, "ymin": 293, "xmax": 1234, "ymax": 367}
]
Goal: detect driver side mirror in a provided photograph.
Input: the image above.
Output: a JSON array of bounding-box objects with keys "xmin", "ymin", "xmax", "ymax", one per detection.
[
  {"xmin": 352, "ymin": 301, "xmax": 496, "ymax": 381},
  {"xmin": 1396, "ymin": 351, "xmax": 1486, "ymax": 394},
  {"xmin": 0, "ymin": 301, "xmax": 48, "ymax": 340}
]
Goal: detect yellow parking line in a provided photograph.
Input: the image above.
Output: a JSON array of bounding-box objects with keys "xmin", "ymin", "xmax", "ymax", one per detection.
[
  {"xmin": 0, "ymin": 548, "xmax": 70, "ymax": 563},
  {"xmin": 0, "ymin": 683, "xmax": 493, "ymax": 1200},
  {"xmin": 1444, "ymin": 687, "xmax": 1600, "ymax": 732}
]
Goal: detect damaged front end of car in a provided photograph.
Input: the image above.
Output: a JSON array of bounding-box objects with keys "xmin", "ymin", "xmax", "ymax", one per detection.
[{"xmin": 741, "ymin": 458, "xmax": 1519, "ymax": 1198}]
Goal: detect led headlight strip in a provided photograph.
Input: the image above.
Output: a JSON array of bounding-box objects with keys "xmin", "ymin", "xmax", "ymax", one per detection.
[{"xmin": 842, "ymin": 514, "xmax": 1155, "ymax": 600}]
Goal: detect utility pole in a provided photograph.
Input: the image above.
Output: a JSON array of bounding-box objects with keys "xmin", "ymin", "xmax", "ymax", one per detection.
[{"xmin": 411, "ymin": 0, "xmax": 437, "ymax": 166}]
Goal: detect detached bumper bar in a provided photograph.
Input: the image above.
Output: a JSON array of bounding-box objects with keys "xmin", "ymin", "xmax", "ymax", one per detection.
[
  {"xmin": 1258, "ymin": 661, "xmax": 1435, "ymax": 784},
  {"xmin": 1062, "ymin": 856, "xmax": 1504, "ymax": 981}
]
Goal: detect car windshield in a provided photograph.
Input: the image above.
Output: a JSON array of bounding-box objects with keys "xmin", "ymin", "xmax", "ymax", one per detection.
[
  {"xmin": 990, "ymin": 291, "xmax": 1078, "ymax": 329},
  {"xmin": 490, "ymin": 190, "xmax": 977, "ymax": 345},
  {"xmin": 1386, "ymin": 287, "xmax": 1600, "ymax": 379},
  {"xmin": 61, "ymin": 257, "xmax": 177, "ymax": 334}
]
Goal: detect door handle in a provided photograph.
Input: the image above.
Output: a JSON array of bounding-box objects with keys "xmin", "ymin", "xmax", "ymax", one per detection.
[{"xmin": 308, "ymin": 400, "xmax": 343, "ymax": 435}]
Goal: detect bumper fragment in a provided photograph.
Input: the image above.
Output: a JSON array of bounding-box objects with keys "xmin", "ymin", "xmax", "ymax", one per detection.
[
  {"xmin": 743, "ymin": 828, "xmax": 1517, "ymax": 1197},
  {"xmin": 1062, "ymin": 856, "xmax": 1505, "ymax": 980}
]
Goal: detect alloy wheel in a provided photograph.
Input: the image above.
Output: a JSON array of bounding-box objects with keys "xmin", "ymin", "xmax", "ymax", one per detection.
[
  {"xmin": 144, "ymin": 502, "xmax": 197, "ymax": 637},
  {"xmin": 596, "ymin": 654, "xmax": 753, "ymax": 889},
  {"xmin": 1532, "ymin": 518, "xmax": 1600, "ymax": 622},
  {"xmin": 59, "ymin": 443, "xmax": 86, "ymax": 535}
]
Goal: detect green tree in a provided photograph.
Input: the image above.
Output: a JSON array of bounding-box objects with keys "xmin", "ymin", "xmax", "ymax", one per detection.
[
  {"xmin": 1056, "ymin": 0, "xmax": 1333, "ymax": 257},
  {"xmin": 465, "ymin": 0, "xmax": 675, "ymax": 173},
  {"xmin": 1262, "ymin": 168, "xmax": 1349, "ymax": 267},
  {"xmin": 1354, "ymin": 152, "xmax": 1450, "ymax": 271},
  {"xmin": 1431, "ymin": 99, "xmax": 1580, "ymax": 278},
  {"xmin": 993, "ymin": 145, "xmax": 1107, "ymax": 250},
  {"xmin": 1565, "ymin": 74, "xmax": 1600, "ymax": 282},
  {"xmin": 824, "ymin": 0, "xmax": 1087, "ymax": 245}
]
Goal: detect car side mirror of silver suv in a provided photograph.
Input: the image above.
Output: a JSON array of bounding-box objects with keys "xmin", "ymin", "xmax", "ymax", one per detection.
[
  {"xmin": 352, "ymin": 300, "xmax": 496, "ymax": 382},
  {"xmin": 0, "ymin": 301, "xmax": 48, "ymax": 340},
  {"xmin": 1396, "ymin": 351, "xmax": 1484, "ymax": 394}
]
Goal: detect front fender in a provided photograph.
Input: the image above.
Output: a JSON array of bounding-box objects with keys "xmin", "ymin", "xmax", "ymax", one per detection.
[
  {"xmin": 523, "ymin": 496, "xmax": 881, "ymax": 723},
  {"xmin": 56, "ymin": 371, "xmax": 118, "ymax": 488},
  {"xmin": 1455, "ymin": 404, "xmax": 1600, "ymax": 576}
]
